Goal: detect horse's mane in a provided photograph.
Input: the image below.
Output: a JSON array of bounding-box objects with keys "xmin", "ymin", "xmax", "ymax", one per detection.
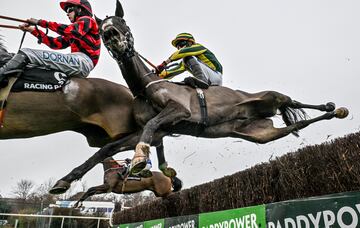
[{"xmin": 0, "ymin": 35, "xmax": 14, "ymax": 67}]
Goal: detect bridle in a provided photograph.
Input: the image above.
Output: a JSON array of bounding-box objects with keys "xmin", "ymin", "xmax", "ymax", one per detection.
[
  {"xmin": 100, "ymin": 16, "xmax": 167, "ymax": 91},
  {"xmin": 100, "ymin": 16, "xmax": 135, "ymax": 61}
]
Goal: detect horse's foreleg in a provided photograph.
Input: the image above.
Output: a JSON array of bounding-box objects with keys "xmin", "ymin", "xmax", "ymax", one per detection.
[
  {"xmin": 74, "ymin": 184, "xmax": 110, "ymax": 208},
  {"xmin": 156, "ymin": 140, "xmax": 177, "ymax": 178},
  {"xmin": 50, "ymin": 131, "xmax": 169, "ymax": 195},
  {"xmin": 49, "ymin": 133, "xmax": 140, "ymax": 195},
  {"xmin": 290, "ymin": 100, "xmax": 336, "ymax": 112},
  {"xmin": 131, "ymin": 101, "xmax": 190, "ymax": 175}
]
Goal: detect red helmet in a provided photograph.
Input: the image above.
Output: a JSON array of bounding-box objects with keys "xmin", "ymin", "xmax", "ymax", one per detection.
[{"xmin": 60, "ymin": 0, "xmax": 93, "ymax": 16}]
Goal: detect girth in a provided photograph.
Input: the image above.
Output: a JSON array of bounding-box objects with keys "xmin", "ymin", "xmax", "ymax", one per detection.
[{"xmin": 195, "ymin": 88, "xmax": 209, "ymax": 135}]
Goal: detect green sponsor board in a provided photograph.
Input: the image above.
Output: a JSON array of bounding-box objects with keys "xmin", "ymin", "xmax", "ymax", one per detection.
[
  {"xmin": 267, "ymin": 191, "xmax": 360, "ymax": 228},
  {"xmin": 144, "ymin": 218, "xmax": 165, "ymax": 228},
  {"xmin": 165, "ymin": 214, "xmax": 199, "ymax": 228},
  {"xmin": 199, "ymin": 205, "xmax": 266, "ymax": 228},
  {"xmin": 118, "ymin": 222, "xmax": 144, "ymax": 228}
]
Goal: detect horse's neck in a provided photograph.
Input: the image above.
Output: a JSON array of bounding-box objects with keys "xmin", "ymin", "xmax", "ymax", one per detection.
[{"xmin": 118, "ymin": 55, "xmax": 158, "ymax": 96}]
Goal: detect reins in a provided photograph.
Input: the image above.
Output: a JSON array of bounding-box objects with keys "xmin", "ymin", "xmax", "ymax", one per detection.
[
  {"xmin": 0, "ymin": 15, "xmax": 32, "ymax": 30},
  {"xmin": 137, "ymin": 53, "xmax": 159, "ymax": 71},
  {"xmin": 0, "ymin": 14, "xmax": 47, "ymax": 46}
]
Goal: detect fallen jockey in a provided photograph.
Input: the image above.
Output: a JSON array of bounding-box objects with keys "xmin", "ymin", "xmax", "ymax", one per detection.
[
  {"xmin": 0, "ymin": 0, "xmax": 100, "ymax": 85},
  {"xmin": 73, "ymin": 156, "xmax": 182, "ymax": 208}
]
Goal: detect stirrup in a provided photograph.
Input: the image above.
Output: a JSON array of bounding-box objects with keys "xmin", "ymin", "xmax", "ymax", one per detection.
[{"xmin": 184, "ymin": 77, "xmax": 209, "ymax": 89}]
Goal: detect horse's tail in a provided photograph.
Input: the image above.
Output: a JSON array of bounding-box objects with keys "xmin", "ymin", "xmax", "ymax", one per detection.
[
  {"xmin": 171, "ymin": 176, "xmax": 183, "ymax": 192},
  {"xmin": 279, "ymin": 106, "xmax": 308, "ymax": 137}
]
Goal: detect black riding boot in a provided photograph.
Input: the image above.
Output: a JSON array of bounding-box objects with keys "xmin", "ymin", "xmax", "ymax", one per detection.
[
  {"xmin": 0, "ymin": 52, "xmax": 29, "ymax": 84},
  {"xmin": 183, "ymin": 56, "xmax": 209, "ymax": 89}
]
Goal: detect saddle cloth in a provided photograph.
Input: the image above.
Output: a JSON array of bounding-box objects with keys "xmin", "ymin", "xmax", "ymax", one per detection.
[{"xmin": 1, "ymin": 67, "xmax": 70, "ymax": 92}]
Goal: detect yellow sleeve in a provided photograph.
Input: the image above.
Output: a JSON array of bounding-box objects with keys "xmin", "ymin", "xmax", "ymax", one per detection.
[
  {"xmin": 159, "ymin": 62, "xmax": 186, "ymax": 79},
  {"xmin": 169, "ymin": 44, "xmax": 207, "ymax": 61}
]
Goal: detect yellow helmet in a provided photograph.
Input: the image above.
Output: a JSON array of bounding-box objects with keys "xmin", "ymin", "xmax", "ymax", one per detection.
[{"xmin": 171, "ymin": 33, "xmax": 195, "ymax": 47}]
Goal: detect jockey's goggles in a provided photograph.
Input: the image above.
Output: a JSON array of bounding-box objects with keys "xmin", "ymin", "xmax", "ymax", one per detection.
[
  {"xmin": 66, "ymin": 6, "xmax": 76, "ymax": 13},
  {"xmin": 176, "ymin": 40, "xmax": 188, "ymax": 49}
]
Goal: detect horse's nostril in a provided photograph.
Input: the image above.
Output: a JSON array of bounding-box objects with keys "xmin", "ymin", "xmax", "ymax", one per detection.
[{"xmin": 104, "ymin": 34, "xmax": 109, "ymax": 41}]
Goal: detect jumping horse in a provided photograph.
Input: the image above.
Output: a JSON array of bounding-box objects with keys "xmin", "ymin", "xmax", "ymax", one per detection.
[
  {"xmin": 0, "ymin": 37, "xmax": 176, "ymax": 194},
  {"xmin": 51, "ymin": 0, "xmax": 348, "ymax": 193},
  {"xmin": 73, "ymin": 156, "xmax": 182, "ymax": 208}
]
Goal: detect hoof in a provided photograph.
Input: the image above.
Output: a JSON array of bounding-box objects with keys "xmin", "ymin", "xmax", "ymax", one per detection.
[
  {"xmin": 325, "ymin": 102, "xmax": 336, "ymax": 112},
  {"xmin": 161, "ymin": 167, "xmax": 177, "ymax": 178},
  {"xmin": 130, "ymin": 160, "xmax": 147, "ymax": 175},
  {"xmin": 49, "ymin": 180, "xmax": 70, "ymax": 195},
  {"xmin": 131, "ymin": 143, "xmax": 150, "ymax": 175},
  {"xmin": 334, "ymin": 107, "xmax": 349, "ymax": 119}
]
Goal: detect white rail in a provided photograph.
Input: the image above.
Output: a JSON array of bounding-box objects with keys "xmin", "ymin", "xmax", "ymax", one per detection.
[{"xmin": 0, "ymin": 213, "xmax": 112, "ymax": 228}]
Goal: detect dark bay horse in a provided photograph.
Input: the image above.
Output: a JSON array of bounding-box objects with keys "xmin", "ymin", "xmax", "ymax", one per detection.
[
  {"xmin": 74, "ymin": 157, "xmax": 182, "ymax": 208},
  {"xmin": 51, "ymin": 0, "xmax": 348, "ymax": 193},
  {"xmin": 0, "ymin": 37, "xmax": 176, "ymax": 194}
]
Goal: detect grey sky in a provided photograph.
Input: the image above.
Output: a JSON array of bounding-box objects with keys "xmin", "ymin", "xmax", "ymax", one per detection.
[{"xmin": 0, "ymin": 0, "xmax": 359, "ymax": 197}]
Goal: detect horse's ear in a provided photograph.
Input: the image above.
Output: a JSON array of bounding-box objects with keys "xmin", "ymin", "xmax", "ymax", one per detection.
[
  {"xmin": 115, "ymin": 0, "xmax": 124, "ymax": 18},
  {"xmin": 94, "ymin": 15, "xmax": 103, "ymax": 26}
]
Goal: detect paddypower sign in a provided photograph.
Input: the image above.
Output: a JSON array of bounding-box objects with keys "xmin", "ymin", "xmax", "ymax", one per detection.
[
  {"xmin": 115, "ymin": 191, "xmax": 360, "ymax": 228},
  {"xmin": 266, "ymin": 191, "xmax": 360, "ymax": 228},
  {"xmin": 199, "ymin": 205, "xmax": 266, "ymax": 228}
]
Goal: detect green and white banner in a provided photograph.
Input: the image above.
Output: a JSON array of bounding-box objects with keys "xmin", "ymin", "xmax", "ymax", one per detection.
[
  {"xmin": 266, "ymin": 191, "xmax": 360, "ymax": 228},
  {"xmin": 118, "ymin": 221, "xmax": 144, "ymax": 228},
  {"xmin": 199, "ymin": 205, "xmax": 266, "ymax": 228},
  {"xmin": 114, "ymin": 191, "xmax": 360, "ymax": 228},
  {"xmin": 144, "ymin": 218, "xmax": 164, "ymax": 228},
  {"xmin": 165, "ymin": 215, "xmax": 199, "ymax": 228}
]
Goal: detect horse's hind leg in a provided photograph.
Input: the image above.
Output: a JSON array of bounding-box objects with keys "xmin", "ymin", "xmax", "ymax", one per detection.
[
  {"xmin": 240, "ymin": 107, "xmax": 348, "ymax": 144},
  {"xmin": 290, "ymin": 100, "xmax": 336, "ymax": 112},
  {"xmin": 255, "ymin": 108, "xmax": 349, "ymax": 143}
]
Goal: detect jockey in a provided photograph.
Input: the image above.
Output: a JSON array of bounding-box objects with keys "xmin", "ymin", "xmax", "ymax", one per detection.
[
  {"xmin": 0, "ymin": 0, "xmax": 100, "ymax": 84},
  {"xmin": 156, "ymin": 33, "xmax": 223, "ymax": 89}
]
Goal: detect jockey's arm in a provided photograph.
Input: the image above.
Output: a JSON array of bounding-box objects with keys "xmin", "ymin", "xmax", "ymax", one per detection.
[
  {"xmin": 37, "ymin": 19, "xmax": 69, "ymax": 36},
  {"xmin": 38, "ymin": 17, "xmax": 95, "ymax": 39},
  {"xmin": 168, "ymin": 44, "xmax": 207, "ymax": 62},
  {"xmin": 31, "ymin": 29, "xmax": 70, "ymax": 50},
  {"xmin": 159, "ymin": 62, "xmax": 186, "ymax": 79}
]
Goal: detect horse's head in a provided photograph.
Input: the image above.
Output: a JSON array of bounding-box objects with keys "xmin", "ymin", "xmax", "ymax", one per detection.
[{"xmin": 96, "ymin": 0, "xmax": 134, "ymax": 60}]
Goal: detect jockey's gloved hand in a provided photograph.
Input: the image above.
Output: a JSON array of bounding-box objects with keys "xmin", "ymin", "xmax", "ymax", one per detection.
[
  {"xmin": 27, "ymin": 18, "xmax": 39, "ymax": 25},
  {"xmin": 156, "ymin": 61, "xmax": 167, "ymax": 74}
]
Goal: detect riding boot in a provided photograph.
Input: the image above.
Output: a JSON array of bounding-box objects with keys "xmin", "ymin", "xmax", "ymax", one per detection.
[
  {"xmin": 0, "ymin": 52, "xmax": 29, "ymax": 84},
  {"xmin": 183, "ymin": 56, "xmax": 209, "ymax": 89}
]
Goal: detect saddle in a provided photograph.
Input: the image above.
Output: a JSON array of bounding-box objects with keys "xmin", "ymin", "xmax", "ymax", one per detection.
[{"xmin": 1, "ymin": 66, "xmax": 70, "ymax": 92}]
